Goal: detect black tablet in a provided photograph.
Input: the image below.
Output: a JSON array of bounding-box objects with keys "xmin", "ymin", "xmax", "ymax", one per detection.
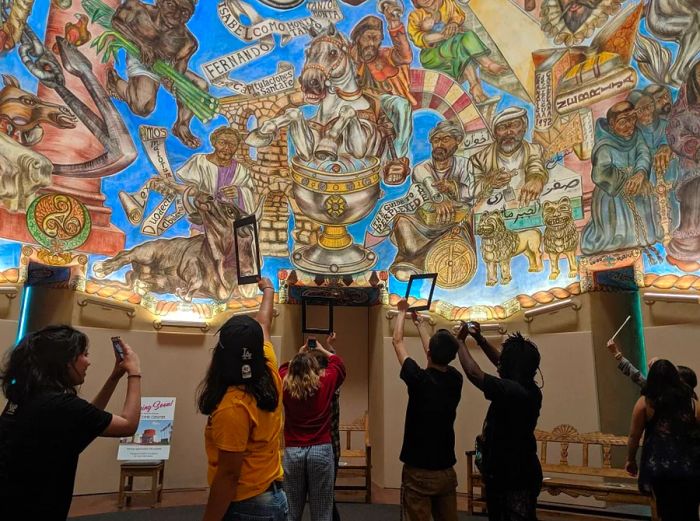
[
  {"xmin": 233, "ymin": 215, "xmax": 262, "ymax": 286},
  {"xmin": 302, "ymin": 296, "xmax": 334, "ymax": 335},
  {"xmin": 405, "ymin": 273, "xmax": 437, "ymax": 312}
]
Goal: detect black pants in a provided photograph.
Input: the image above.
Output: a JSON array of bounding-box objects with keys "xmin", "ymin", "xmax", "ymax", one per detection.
[
  {"xmin": 485, "ymin": 486, "xmax": 539, "ymax": 521},
  {"xmin": 653, "ymin": 479, "xmax": 700, "ymax": 521}
]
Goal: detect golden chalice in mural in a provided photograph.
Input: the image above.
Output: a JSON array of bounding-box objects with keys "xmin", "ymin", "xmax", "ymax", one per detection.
[{"xmin": 291, "ymin": 155, "xmax": 381, "ymax": 274}]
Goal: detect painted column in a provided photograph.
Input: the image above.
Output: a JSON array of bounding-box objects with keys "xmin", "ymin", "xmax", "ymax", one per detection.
[{"xmin": 33, "ymin": 0, "xmax": 125, "ymax": 255}]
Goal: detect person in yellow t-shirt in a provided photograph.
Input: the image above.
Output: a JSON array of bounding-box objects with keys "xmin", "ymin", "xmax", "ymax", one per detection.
[{"xmin": 199, "ymin": 277, "xmax": 287, "ymax": 521}]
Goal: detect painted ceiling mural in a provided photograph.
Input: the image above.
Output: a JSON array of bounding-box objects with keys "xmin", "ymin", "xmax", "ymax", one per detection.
[{"xmin": 0, "ymin": 0, "xmax": 699, "ymax": 320}]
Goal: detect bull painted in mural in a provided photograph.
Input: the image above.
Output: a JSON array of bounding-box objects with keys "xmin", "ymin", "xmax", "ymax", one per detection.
[{"xmin": 92, "ymin": 191, "xmax": 255, "ymax": 302}]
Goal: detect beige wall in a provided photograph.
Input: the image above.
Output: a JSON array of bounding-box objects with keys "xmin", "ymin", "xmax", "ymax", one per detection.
[
  {"xmin": 0, "ymin": 290, "xmax": 20, "ymax": 412},
  {"xmin": 642, "ymin": 300, "xmax": 700, "ymax": 371},
  {"xmin": 75, "ymin": 304, "xmax": 369, "ymax": 494},
  {"xmin": 74, "ymin": 326, "xmax": 215, "ymax": 493},
  {"xmin": 371, "ymin": 308, "xmax": 602, "ymax": 498},
  {"xmin": 2, "ymin": 288, "xmax": 700, "ymax": 500},
  {"xmin": 0, "ymin": 294, "xmax": 371, "ymax": 495}
]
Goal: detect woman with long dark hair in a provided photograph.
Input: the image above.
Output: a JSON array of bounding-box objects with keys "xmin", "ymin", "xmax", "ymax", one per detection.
[
  {"xmin": 626, "ymin": 359, "xmax": 700, "ymax": 520},
  {"xmin": 0, "ymin": 325, "xmax": 142, "ymax": 520},
  {"xmin": 199, "ymin": 277, "xmax": 286, "ymax": 521},
  {"xmin": 280, "ymin": 338, "xmax": 346, "ymax": 521}
]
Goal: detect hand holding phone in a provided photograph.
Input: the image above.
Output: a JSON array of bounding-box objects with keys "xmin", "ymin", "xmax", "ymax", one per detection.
[
  {"xmin": 111, "ymin": 336, "xmax": 125, "ymax": 361},
  {"xmin": 467, "ymin": 321, "xmax": 481, "ymax": 337},
  {"xmin": 307, "ymin": 337, "xmax": 317, "ymax": 349},
  {"xmin": 457, "ymin": 322, "xmax": 470, "ymax": 341}
]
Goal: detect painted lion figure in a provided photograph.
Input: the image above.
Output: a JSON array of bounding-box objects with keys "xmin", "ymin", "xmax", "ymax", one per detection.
[
  {"xmin": 543, "ymin": 196, "xmax": 579, "ymax": 279},
  {"xmin": 476, "ymin": 210, "xmax": 543, "ymax": 286}
]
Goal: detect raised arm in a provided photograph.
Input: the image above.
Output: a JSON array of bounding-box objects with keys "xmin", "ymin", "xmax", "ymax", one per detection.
[
  {"xmin": 468, "ymin": 322, "xmax": 501, "ymax": 367},
  {"xmin": 392, "ymin": 299, "xmax": 410, "ymax": 366},
  {"xmin": 456, "ymin": 331, "xmax": 485, "ymax": 389},
  {"xmin": 92, "ymin": 340, "xmax": 127, "ymax": 410},
  {"xmin": 325, "ymin": 332, "xmax": 337, "ymax": 354},
  {"xmin": 606, "ymin": 339, "xmax": 646, "ymax": 387},
  {"xmin": 101, "ymin": 343, "xmax": 142, "ymax": 437},
  {"xmin": 412, "ymin": 312, "xmax": 431, "ymax": 358},
  {"xmin": 256, "ymin": 277, "xmax": 275, "ymax": 344},
  {"xmin": 312, "ymin": 340, "xmax": 336, "ymax": 360}
]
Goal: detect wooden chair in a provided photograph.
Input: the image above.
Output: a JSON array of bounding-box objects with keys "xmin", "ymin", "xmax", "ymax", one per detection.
[
  {"xmin": 335, "ymin": 411, "xmax": 372, "ymax": 503},
  {"xmin": 118, "ymin": 460, "xmax": 165, "ymax": 508}
]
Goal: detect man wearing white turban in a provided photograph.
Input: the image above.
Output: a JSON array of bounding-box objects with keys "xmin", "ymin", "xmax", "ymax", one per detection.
[
  {"xmin": 469, "ymin": 107, "xmax": 548, "ymax": 207},
  {"xmin": 389, "ymin": 119, "xmax": 476, "ymax": 281}
]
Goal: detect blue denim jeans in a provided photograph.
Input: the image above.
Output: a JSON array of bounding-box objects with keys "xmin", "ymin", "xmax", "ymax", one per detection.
[{"xmin": 223, "ymin": 484, "xmax": 288, "ymax": 521}]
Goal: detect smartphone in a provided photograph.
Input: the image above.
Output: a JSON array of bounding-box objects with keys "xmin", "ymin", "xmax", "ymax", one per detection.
[
  {"xmin": 307, "ymin": 337, "xmax": 317, "ymax": 349},
  {"xmin": 457, "ymin": 322, "xmax": 470, "ymax": 341},
  {"xmin": 111, "ymin": 336, "xmax": 125, "ymax": 361}
]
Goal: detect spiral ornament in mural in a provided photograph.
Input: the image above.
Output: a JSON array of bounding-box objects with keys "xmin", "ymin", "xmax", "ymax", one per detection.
[{"xmin": 26, "ymin": 194, "xmax": 91, "ymax": 252}]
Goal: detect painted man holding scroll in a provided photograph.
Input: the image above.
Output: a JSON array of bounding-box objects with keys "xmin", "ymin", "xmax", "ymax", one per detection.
[{"xmin": 175, "ymin": 127, "xmax": 258, "ymax": 218}]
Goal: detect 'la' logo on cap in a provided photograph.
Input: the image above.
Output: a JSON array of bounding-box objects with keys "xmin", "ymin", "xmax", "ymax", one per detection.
[{"xmin": 242, "ymin": 348, "xmax": 253, "ymax": 360}]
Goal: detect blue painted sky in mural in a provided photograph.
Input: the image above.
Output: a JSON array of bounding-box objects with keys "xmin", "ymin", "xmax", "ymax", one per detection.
[{"xmin": 0, "ymin": 0, "xmax": 690, "ymax": 308}]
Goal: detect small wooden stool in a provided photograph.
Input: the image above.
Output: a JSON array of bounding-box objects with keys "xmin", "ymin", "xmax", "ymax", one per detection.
[{"xmin": 118, "ymin": 460, "xmax": 165, "ymax": 508}]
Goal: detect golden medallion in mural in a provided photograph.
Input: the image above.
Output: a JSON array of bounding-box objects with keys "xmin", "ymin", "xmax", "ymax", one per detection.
[
  {"xmin": 26, "ymin": 194, "xmax": 91, "ymax": 253},
  {"xmin": 324, "ymin": 195, "xmax": 348, "ymax": 219},
  {"xmin": 425, "ymin": 234, "xmax": 477, "ymax": 289}
]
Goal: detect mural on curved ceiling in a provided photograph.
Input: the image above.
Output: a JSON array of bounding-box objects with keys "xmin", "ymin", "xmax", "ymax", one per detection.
[{"xmin": 0, "ymin": 0, "xmax": 699, "ymax": 318}]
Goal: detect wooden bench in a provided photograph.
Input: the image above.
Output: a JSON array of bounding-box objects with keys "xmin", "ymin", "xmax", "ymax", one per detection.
[
  {"xmin": 466, "ymin": 424, "xmax": 657, "ymax": 520},
  {"xmin": 335, "ymin": 411, "xmax": 372, "ymax": 503}
]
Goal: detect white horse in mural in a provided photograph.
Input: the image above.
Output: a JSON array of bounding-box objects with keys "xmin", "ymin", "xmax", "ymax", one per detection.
[{"xmin": 246, "ymin": 24, "xmax": 386, "ymax": 162}]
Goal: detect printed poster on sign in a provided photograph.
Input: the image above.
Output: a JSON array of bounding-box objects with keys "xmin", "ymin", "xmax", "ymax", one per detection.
[{"xmin": 118, "ymin": 398, "xmax": 176, "ymax": 461}]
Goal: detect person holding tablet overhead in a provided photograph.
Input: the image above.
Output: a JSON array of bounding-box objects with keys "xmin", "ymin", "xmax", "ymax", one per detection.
[
  {"xmin": 392, "ymin": 298, "xmax": 463, "ymax": 521},
  {"xmin": 456, "ymin": 322, "xmax": 543, "ymax": 521},
  {"xmin": 0, "ymin": 325, "xmax": 142, "ymax": 520},
  {"xmin": 199, "ymin": 277, "xmax": 287, "ymax": 521}
]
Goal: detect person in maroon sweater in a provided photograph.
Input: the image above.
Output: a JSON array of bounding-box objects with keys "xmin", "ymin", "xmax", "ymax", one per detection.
[{"xmin": 279, "ymin": 339, "xmax": 346, "ymax": 521}]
